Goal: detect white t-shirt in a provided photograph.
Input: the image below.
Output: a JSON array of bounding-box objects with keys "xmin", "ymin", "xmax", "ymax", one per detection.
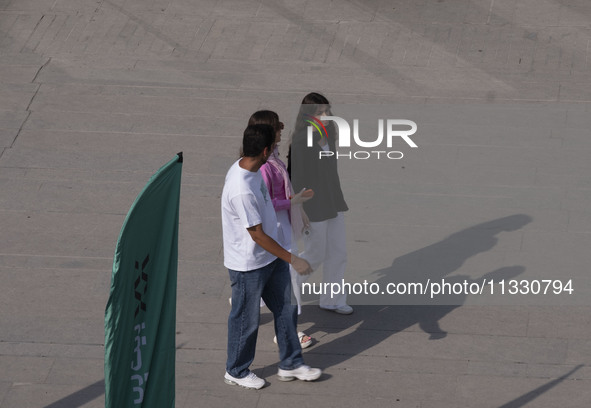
[{"xmin": 221, "ymin": 159, "xmax": 278, "ymax": 271}]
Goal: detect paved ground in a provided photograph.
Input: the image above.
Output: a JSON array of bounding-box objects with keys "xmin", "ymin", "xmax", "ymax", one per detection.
[{"xmin": 1, "ymin": 0, "xmax": 591, "ymax": 407}]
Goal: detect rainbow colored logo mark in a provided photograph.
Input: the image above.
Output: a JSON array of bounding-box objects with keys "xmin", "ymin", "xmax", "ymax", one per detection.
[{"xmin": 303, "ymin": 113, "xmax": 328, "ymax": 141}]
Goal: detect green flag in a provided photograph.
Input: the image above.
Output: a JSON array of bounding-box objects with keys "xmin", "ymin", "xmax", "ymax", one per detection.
[{"xmin": 105, "ymin": 153, "xmax": 183, "ymax": 408}]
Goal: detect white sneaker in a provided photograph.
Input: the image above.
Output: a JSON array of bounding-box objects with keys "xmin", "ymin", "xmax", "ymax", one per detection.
[
  {"xmin": 224, "ymin": 372, "xmax": 265, "ymax": 389},
  {"xmin": 277, "ymin": 365, "xmax": 322, "ymax": 382},
  {"xmin": 273, "ymin": 332, "xmax": 313, "ymax": 349},
  {"xmin": 320, "ymin": 304, "xmax": 353, "ymax": 315}
]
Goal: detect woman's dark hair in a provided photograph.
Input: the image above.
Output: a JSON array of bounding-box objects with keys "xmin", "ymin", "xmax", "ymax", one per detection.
[
  {"xmin": 242, "ymin": 124, "xmax": 275, "ymax": 158},
  {"xmin": 293, "ymin": 92, "xmax": 335, "ymax": 139},
  {"xmin": 240, "ymin": 111, "xmax": 284, "ymax": 157},
  {"xmin": 288, "ymin": 92, "xmax": 334, "ymax": 176},
  {"xmin": 248, "ymin": 110, "xmax": 283, "ymax": 133}
]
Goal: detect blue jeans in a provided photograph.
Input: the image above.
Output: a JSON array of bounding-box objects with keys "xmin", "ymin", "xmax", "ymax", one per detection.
[{"xmin": 226, "ymin": 258, "xmax": 304, "ymax": 378}]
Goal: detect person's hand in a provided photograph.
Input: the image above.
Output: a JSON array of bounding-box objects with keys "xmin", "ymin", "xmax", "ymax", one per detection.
[
  {"xmin": 292, "ymin": 256, "xmax": 312, "ymax": 275},
  {"xmin": 291, "ymin": 188, "xmax": 314, "ymax": 205}
]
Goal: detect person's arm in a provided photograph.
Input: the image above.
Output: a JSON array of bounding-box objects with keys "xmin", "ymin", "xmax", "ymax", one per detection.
[
  {"xmin": 290, "ymin": 137, "xmax": 318, "ymax": 195},
  {"xmin": 289, "ymin": 140, "xmax": 305, "ymax": 193},
  {"xmin": 246, "ymin": 224, "xmax": 312, "ymax": 275},
  {"xmin": 261, "ymin": 164, "xmax": 291, "ymax": 211}
]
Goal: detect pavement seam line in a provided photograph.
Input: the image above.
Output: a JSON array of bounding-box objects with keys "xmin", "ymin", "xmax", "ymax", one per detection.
[
  {"xmin": 31, "ymin": 57, "xmax": 52, "ymax": 85},
  {"xmin": 0, "ymin": 58, "xmax": 51, "ymax": 160}
]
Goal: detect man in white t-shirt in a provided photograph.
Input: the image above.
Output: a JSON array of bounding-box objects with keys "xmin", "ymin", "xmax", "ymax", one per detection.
[{"xmin": 221, "ymin": 124, "xmax": 322, "ymax": 389}]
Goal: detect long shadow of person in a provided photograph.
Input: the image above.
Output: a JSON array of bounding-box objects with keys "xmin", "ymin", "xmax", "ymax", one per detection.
[{"xmin": 297, "ymin": 214, "xmax": 533, "ymax": 369}]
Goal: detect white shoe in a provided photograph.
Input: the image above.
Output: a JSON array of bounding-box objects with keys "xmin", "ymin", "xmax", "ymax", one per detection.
[
  {"xmin": 277, "ymin": 365, "xmax": 322, "ymax": 382},
  {"xmin": 273, "ymin": 332, "xmax": 313, "ymax": 349},
  {"xmin": 320, "ymin": 304, "xmax": 353, "ymax": 315},
  {"xmin": 224, "ymin": 372, "xmax": 265, "ymax": 389}
]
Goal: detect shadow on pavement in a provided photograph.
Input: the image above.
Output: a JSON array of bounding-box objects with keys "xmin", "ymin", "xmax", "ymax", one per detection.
[
  {"xmin": 298, "ymin": 214, "xmax": 532, "ymax": 368},
  {"xmin": 498, "ymin": 365, "xmax": 584, "ymax": 408},
  {"xmin": 42, "ymin": 380, "xmax": 104, "ymax": 408}
]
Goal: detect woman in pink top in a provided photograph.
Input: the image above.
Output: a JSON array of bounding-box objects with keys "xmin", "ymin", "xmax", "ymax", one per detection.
[{"xmin": 249, "ymin": 110, "xmax": 314, "ymax": 349}]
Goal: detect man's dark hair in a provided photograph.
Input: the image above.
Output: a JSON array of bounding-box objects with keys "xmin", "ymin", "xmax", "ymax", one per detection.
[{"xmin": 242, "ymin": 124, "xmax": 275, "ymax": 157}]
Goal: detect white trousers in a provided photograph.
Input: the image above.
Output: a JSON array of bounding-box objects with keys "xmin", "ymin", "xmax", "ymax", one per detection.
[{"xmin": 296, "ymin": 212, "xmax": 348, "ymax": 309}]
